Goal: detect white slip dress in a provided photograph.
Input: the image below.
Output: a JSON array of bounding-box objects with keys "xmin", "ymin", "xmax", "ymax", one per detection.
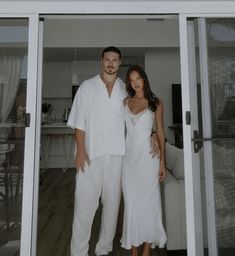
[{"xmin": 121, "ymin": 103, "xmax": 167, "ymax": 249}]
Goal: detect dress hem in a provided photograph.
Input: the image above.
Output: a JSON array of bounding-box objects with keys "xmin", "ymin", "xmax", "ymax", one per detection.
[{"xmin": 120, "ymin": 240, "xmax": 166, "ymax": 250}]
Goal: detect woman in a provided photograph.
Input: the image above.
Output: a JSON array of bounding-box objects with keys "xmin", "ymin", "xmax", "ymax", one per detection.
[{"xmin": 121, "ymin": 65, "xmax": 167, "ymax": 256}]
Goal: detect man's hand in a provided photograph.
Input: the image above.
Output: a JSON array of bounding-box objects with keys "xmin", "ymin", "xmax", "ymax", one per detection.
[
  {"xmin": 75, "ymin": 148, "xmax": 90, "ymax": 172},
  {"xmin": 150, "ymin": 133, "xmax": 160, "ymax": 157}
]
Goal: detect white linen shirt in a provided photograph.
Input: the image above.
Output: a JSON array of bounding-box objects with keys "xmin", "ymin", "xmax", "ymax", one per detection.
[{"xmin": 67, "ymin": 74, "xmax": 127, "ymax": 160}]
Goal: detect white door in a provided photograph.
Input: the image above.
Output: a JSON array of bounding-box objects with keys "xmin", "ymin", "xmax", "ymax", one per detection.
[
  {"xmin": 0, "ymin": 14, "xmax": 39, "ymax": 256},
  {"xmin": 180, "ymin": 15, "xmax": 235, "ymax": 256}
]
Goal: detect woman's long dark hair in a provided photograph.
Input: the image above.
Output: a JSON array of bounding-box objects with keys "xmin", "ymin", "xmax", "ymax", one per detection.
[{"xmin": 126, "ymin": 65, "xmax": 159, "ymax": 112}]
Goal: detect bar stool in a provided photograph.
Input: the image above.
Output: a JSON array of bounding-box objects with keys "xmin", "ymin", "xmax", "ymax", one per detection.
[{"xmin": 0, "ymin": 144, "xmax": 12, "ymax": 231}]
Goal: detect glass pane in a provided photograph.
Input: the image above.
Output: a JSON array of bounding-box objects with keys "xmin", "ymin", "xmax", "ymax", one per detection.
[
  {"xmin": 206, "ymin": 18, "xmax": 235, "ymax": 256},
  {"xmin": 0, "ymin": 18, "xmax": 28, "ymax": 256}
]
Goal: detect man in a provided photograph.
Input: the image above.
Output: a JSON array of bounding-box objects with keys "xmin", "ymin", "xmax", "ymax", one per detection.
[
  {"xmin": 68, "ymin": 46, "xmax": 158, "ymax": 256},
  {"xmin": 68, "ymin": 46, "xmax": 126, "ymax": 256}
]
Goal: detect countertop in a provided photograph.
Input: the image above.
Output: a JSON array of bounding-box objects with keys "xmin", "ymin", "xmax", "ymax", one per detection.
[
  {"xmin": 0, "ymin": 123, "xmax": 25, "ymax": 128},
  {"xmin": 0, "ymin": 122, "xmax": 74, "ymax": 134},
  {"xmin": 0, "ymin": 122, "xmax": 71, "ymax": 129},
  {"xmin": 41, "ymin": 122, "xmax": 69, "ymax": 128},
  {"xmin": 41, "ymin": 122, "xmax": 74, "ymax": 135}
]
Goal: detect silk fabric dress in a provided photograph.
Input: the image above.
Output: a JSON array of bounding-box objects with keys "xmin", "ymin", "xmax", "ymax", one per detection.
[{"xmin": 121, "ymin": 104, "xmax": 167, "ymax": 249}]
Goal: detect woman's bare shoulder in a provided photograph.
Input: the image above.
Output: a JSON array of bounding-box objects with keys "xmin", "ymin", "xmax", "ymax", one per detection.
[
  {"xmin": 157, "ymin": 97, "xmax": 163, "ymax": 103},
  {"xmin": 157, "ymin": 97, "xmax": 163, "ymax": 107},
  {"xmin": 155, "ymin": 98, "xmax": 163, "ymax": 115}
]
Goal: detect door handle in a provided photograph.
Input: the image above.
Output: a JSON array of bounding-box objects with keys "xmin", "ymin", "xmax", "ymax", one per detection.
[
  {"xmin": 192, "ymin": 130, "xmax": 203, "ymax": 153},
  {"xmin": 192, "ymin": 130, "xmax": 235, "ymax": 153},
  {"xmin": 25, "ymin": 113, "xmax": 31, "ymax": 127}
]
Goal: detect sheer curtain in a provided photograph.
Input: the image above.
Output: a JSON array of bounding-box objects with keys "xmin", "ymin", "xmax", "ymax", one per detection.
[{"xmin": 0, "ymin": 55, "xmax": 21, "ymax": 123}]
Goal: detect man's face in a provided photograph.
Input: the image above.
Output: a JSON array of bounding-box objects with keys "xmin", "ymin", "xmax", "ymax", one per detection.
[{"xmin": 101, "ymin": 51, "xmax": 121, "ymax": 76}]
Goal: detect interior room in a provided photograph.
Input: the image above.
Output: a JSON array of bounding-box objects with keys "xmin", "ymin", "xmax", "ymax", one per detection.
[{"xmin": 36, "ymin": 16, "xmax": 190, "ymax": 256}]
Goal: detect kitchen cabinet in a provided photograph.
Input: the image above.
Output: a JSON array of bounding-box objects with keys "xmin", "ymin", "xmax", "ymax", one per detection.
[{"xmin": 42, "ymin": 63, "xmax": 71, "ymax": 98}]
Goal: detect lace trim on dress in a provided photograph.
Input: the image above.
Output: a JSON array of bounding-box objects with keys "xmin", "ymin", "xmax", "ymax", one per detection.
[{"xmin": 126, "ymin": 104, "xmax": 149, "ymax": 125}]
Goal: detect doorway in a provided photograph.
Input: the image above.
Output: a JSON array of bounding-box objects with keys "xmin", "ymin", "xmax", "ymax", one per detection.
[{"xmin": 36, "ymin": 15, "xmax": 185, "ymax": 256}]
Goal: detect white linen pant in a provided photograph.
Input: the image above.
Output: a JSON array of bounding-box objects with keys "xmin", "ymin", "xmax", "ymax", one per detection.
[{"xmin": 70, "ymin": 155, "xmax": 123, "ymax": 256}]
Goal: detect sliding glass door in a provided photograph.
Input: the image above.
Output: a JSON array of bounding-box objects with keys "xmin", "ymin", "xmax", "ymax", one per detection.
[
  {"xmin": 200, "ymin": 17, "xmax": 235, "ymax": 256},
  {"xmin": 180, "ymin": 15, "xmax": 235, "ymax": 256},
  {"xmin": 0, "ymin": 14, "xmax": 39, "ymax": 256}
]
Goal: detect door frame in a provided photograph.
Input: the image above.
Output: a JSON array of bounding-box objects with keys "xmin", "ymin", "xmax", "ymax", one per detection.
[
  {"xmin": 0, "ymin": 13, "xmax": 39, "ymax": 256},
  {"xmin": 179, "ymin": 14, "xmax": 202, "ymax": 256}
]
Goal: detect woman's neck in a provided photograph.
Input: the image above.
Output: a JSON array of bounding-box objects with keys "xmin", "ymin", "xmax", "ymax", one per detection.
[{"xmin": 134, "ymin": 92, "xmax": 145, "ymax": 100}]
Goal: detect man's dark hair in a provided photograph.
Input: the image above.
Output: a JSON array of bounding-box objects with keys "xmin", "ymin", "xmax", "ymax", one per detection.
[{"xmin": 102, "ymin": 46, "xmax": 122, "ymax": 59}]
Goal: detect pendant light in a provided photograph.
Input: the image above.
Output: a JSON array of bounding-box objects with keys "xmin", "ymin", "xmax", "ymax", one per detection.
[{"xmin": 71, "ymin": 48, "xmax": 79, "ymax": 85}]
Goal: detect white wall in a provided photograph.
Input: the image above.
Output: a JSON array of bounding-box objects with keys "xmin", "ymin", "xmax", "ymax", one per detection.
[
  {"xmin": 145, "ymin": 48, "xmax": 181, "ymax": 143},
  {"xmin": 42, "ymin": 60, "xmax": 100, "ymax": 98}
]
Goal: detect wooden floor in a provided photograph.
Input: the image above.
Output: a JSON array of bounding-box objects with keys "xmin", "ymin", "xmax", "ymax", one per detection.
[
  {"xmin": 37, "ymin": 168, "xmax": 171, "ymax": 256},
  {"xmin": 37, "ymin": 168, "xmax": 74, "ymax": 256},
  {"xmin": 1, "ymin": 168, "xmax": 233, "ymax": 256}
]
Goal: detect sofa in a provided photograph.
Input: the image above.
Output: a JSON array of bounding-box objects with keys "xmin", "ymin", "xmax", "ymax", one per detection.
[
  {"xmin": 162, "ymin": 142, "xmax": 187, "ymax": 250},
  {"xmin": 163, "ymin": 141, "xmax": 235, "ymax": 251},
  {"xmin": 163, "ymin": 142, "xmax": 209, "ymax": 250}
]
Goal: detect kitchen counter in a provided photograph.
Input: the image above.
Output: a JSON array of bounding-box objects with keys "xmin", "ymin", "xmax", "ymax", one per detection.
[
  {"xmin": 41, "ymin": 122, "xmax": 68, "ymax": 128},
  {"xmin": 0, "ymin": 123, "xmax": 25, "ymax": 128},
  {"xmin": 0, "ymin": 122, "xmax": 73, "ymax": 130},
  {"xmin": 41, "ymin": 122, "xmax": 73, "ymax": 135},
  {"xmin": 41, "ymin": 122, "xmax": 74, "ymax": 169}
]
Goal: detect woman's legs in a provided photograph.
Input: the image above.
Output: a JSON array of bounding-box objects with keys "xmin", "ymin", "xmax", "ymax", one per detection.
[
  {"xmin": 142, "ymin": 242, "xmax": 151, "ymax": 256},
  {"xmin": 131, "ymin": 242, "xmax": 151, "ymax": 256},
  {"xmin": 131, "ymin": 246, "xmax": 138, "ymax": 256}
]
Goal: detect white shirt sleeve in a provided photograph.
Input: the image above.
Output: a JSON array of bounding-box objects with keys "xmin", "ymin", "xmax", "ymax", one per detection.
[{"xmin": 67, "ymin": 84, "xmax": 87, "ymax": 131}]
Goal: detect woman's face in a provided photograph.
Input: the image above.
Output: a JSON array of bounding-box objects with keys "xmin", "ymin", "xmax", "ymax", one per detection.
[{"xmin": 129, "ymin": 71, "xmax": 144, "ymax": 93}]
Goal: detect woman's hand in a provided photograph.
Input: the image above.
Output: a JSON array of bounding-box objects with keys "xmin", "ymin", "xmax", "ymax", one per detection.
[{"xmin": 158, "ymin": 162, "xmax": 167, "ymax": 182}]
